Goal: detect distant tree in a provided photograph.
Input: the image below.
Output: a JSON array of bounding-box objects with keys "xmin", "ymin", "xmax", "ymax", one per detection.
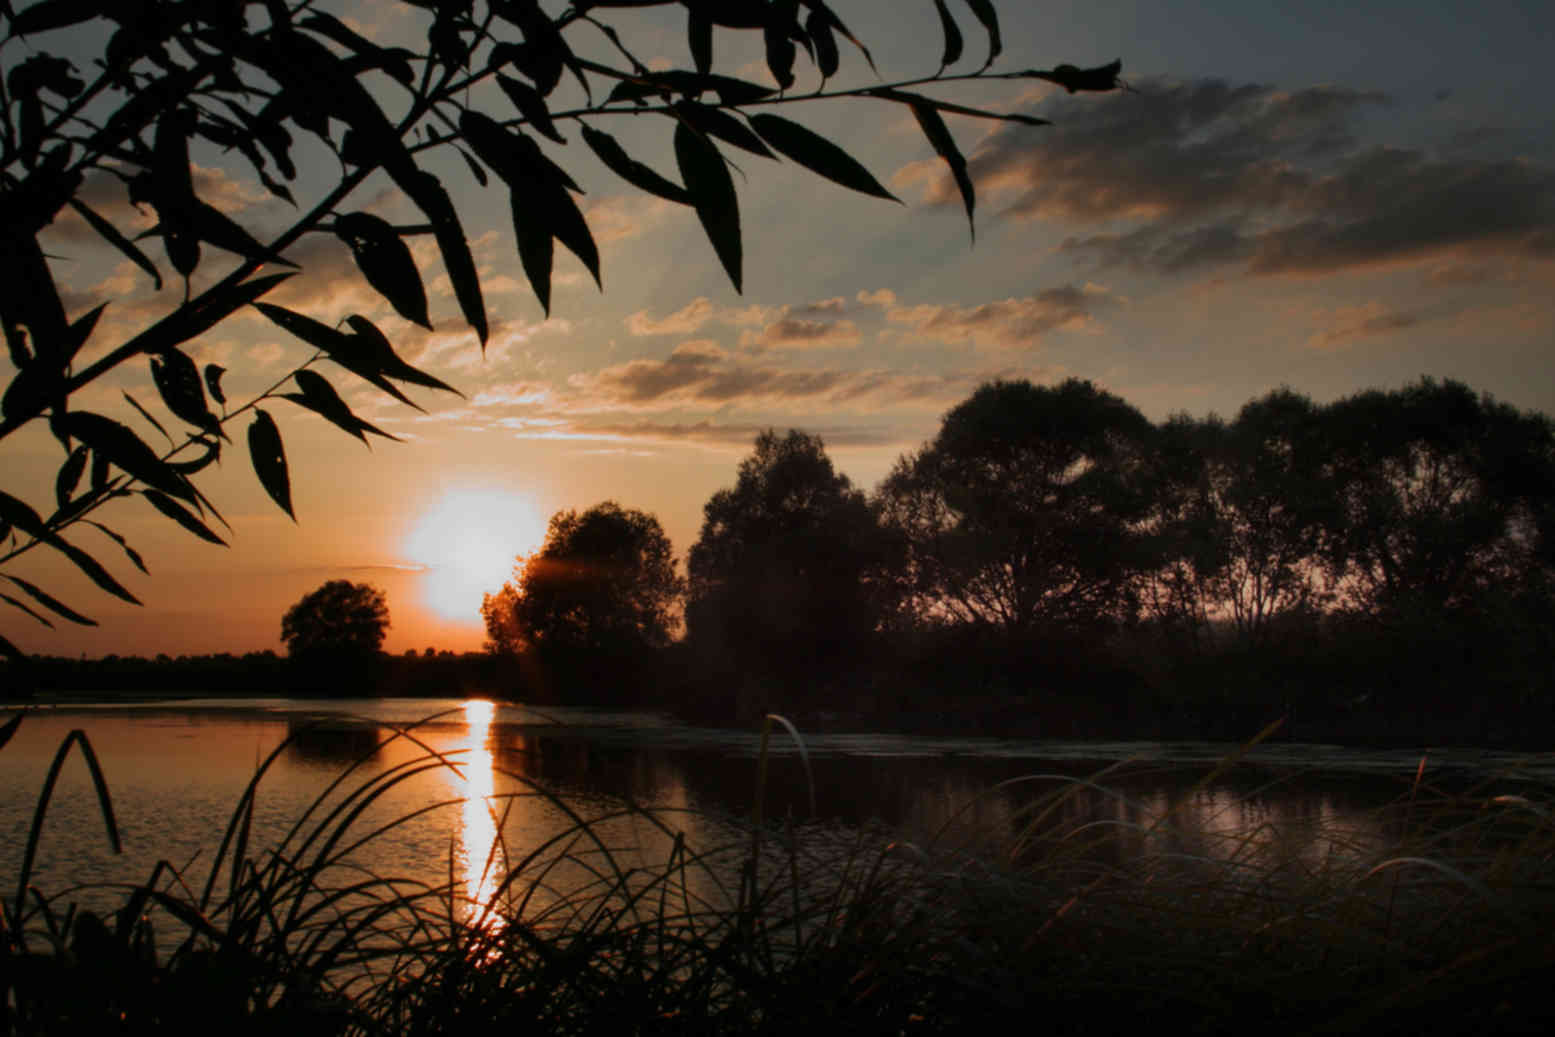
[
  {"xmin": 687, "ymin": 430, "xmax": 893, "ymax": 680},
  {"xmin": 877, "ymin": 379, "xmax": 1155, "ymax": 639},
  {"xmin": 486, "ymin": 502, "xmax": 680, "ymax": 665},
  {"xmin": 1320, "ymin": 379, "xmax": 1555, "ymax": 622},
  {"xmin": 280, "ymin": 580, "xmax": 389, "ymax": 669}
]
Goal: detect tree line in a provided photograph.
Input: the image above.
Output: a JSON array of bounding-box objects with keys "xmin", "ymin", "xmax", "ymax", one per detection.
[{"xmin": 481, "ymin": 375, "xmax": 1555, "ymax": 742}]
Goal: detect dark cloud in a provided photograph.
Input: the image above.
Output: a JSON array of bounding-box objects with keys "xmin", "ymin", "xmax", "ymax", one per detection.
[
  {"xmin": 885, "ymin": 284, "xmax": 1119, "ymax": 348},
  {"xmin": 566, "ymin": 420, "xmax": 901, "ymax": 448},
  {"xmin": 937, "ymin": 77, "xmax": 1555, "ymax": 277}
]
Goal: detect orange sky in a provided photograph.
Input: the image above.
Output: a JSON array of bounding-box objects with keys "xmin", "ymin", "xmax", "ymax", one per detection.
[{"xmin": 4, "ymin": 1, "xmax": 1554, "ymax": 658}]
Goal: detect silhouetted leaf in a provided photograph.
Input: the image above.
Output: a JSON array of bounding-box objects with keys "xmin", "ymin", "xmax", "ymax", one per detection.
[
  {"xmin": 907, "ymin": 99, "xmax": 975, "ymax": 239},
  {"xmin": 253, "ymin": 302, "xmax": 421, "ymax": 409},
  {"xmin": 867, "ymin": 87, "xmax": 1051, "ymax": 125},
  {"xmin": 62, "ymin": 303, "xmax": 107, "ymax": 366},
  {"xmin": 0, "ymin": 489, "xmax": 141, "ymax": 604},
  {"xmin": 55, "ymin": 445, "xmax": 88, "ymax": 509},
  {"xmin": 673, "ymin": 102, "xmax": 773, "ymax": 158},
  {"xmin": 1, "ymin": 594, "xmax": 52, "ymax": 628},
  {"xmin": 0, "ymin": 233, "xmax": 68, "ymax": 367},
  {"xmin": 0, "ymin": 630, "xmax": 23, "ymax": 661},
  {"xmin": 131, "ymin": 272, "xmax": 295, "ymax": 358},
  {"xmin": 89, "ymin": 449, "xmax": 108, "ymax": 493},
  {"xmin": 68, "ymin": 199, "xmax": 162, "ymax": 290},
  {"xmin": 247, "ymin": 409, "xmax": 294, "ymax": 520},
  {"xmin": 59, "ymin": 411, "xmax": 195, "ymax": 502},
  {"xmin": 343, "ymin": 316, "xmax": 462, "ymax": 396},
  {"xmin": 763, "ymin": 4, "xmax": 797, "ymax": 89},
  {"xmin": 299, "ymin": 11, "xmax": 415, "ymax": 84},
  {"xmin": 3, "ymin": 575, "xmax": 96, "ymax": 625},
  {"xmin": 187, "ymin": 201, "xmax": 297, "ymax": 267},
  {"xmin": 169, "ymin": 436, "xmax": 220, "ymax": 475},
  {"xmin": 497, "ymin": 73, "xmax": 566, "ymax": 144},
  {"xmin": 402, "ymin": 171, "xmax": 487, "ymax": 347},
  {"xmin": 456, "ymin": 145, "xmax": 489, "ymax": 186},
  {"xmin": 122, "ymin": 391, "xmax": 171, "ymax": 446},
  {"xmin": 143, "ymin": 490, "xmax": 226, "ymax": 546},
  {"xmin": 675, "ymin": 122, "xmax": 741, "ymax": 293},
  {"xmin": 284, "ymin": 369, "xmax": 400, "ymax": 443},
  {"xmin": 6, "ymin": 0, "xmax": 103, "ymax": 36},
  {"xmin": 749, "ymin": 113, "xmax": 899, "ymax": 201},
  {"xmin": 798, "ymin": 0, "xmax": 874, "ymax": 72},
  {"xmin": 511, "ymin": 186, "xmax": 554, "ymax": 315},
  {"xmin": 85, "ymin": 521, "xmax": 147, "ymax": 574},
  {"xmin": 150, "ymin": 347, "xmax": 221, "ymax": 436},
  {"xmin": 688, "ymin": 9, "xmax": 712, "ymax": 74},
  {"xmin": 806, "ymin": 9, "xmax": 838, "ymax": 78},
  {"xmin": 931, "ymin": 0, "xmax": 962, "ymax": 68},
  {"xmin": 960, "ymin": 0, "xmax": 1001, "ymax": 67},
  {"xmin": 0, "ymin": 711, "xmax": 21, "ymax": 749},
  {"xmin": 581, "ymin": 126, "xmax": 692, "ymax": 205},
  {"xmin": 1026, "ymin": 59, "xmax": 1124, "ymax": 93},
  {"xmin": 333, "ymin": 212, "xmax": 432, "ymax": 329},
  {"xmin": 204, "ymin": 363, "xmax": 227, "ymax": 406}
]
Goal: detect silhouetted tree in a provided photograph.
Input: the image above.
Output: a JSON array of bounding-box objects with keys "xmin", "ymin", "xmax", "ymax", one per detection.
[
  {"xmin": 1321, "ymin": 378, "xmax": 1555, "ymax": 622},
  {"xmin": 687, "ymin": 430, "xmax": 893, "ymax": 685},
  {"xmin": 877, "ymin": 379, "xmax": 1155, "ymax": 639},
  {"xmin": 480, "ymin": 583, "xmax": 525, "ymax": 656},
  {"xmin": 491, "ymin": 502, "xmax": 681, "ymax": 663},
  {"xmin": 280, "ymin": 580, "xmax": 389, "ymax": 677}
]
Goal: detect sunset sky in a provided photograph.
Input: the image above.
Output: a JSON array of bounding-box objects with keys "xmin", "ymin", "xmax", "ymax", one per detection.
[{"xmin": 4, "ymin": 0, "xmax": 1553, "ymax": 659}]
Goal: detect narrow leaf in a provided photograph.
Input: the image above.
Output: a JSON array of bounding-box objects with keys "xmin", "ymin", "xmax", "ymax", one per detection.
[
  {"xmin": 867, "ymin": 88, "xmax": 1051, "ymax": 126},
  {"xmin": 85, "ymin": 521, "xmax": 148, "ymax": 574},
  {"xmin": 402, "ymin": 171, "xmax": 487, "ymax": 348},
  {"xmin": 932, "ymin": 0, "xmax": 963, "ymax": 68},
  {"xmin": 0, "ymin": 489, "xmax": 141, "ymax": 604},
  {"xmin": 748, "ymin": 113, "xmax": 899, "ymax": 201},
  {"xmin": 343, "ymin": 315, "xmax": 462, "ymax": 396},
  {"xmin": 675, "ymin": 122, "xmax": 742, "ymax": 293},
  {"xmin": 253, "ymin": 302, "xmax": 421, "ymax": 410},
  {"xmin": 510, "ymin": 187, "xmax": 554, "ymax": 315},
  {"xmin": 688, "ymin": 10, "xmax": 712, "ymax": 75},
  {"xmin": 2, "ymin": 592, "xmax": 54, "ymax": 627},
  {"xmin": 132, "ymin": 273, "xmax": 294, "ymax": 357},
  {"xmin": 150, "ymin": 347, "xmax": 221, "ymax": 436},
  {"xmin": 673, "ymin": 102, "xmax": 774, "ymax": 158},
  {"xmin": 0, "ymin": 630, "xmax": 23, "ymax": 661},
  {"xmin": 807, "ymin": 10, "xmax": 838, "ymax": 78},
  {"xmin": 143, "ymin": 490, "xmax": 226, "ymax": 545},
  {"xmin": 68, "ymin": 199, "xmax": 162, "ymax": 289},
  {"xmin": 121, "ymin": 390, "xmax": 171, "ymax": 445},
  {"xmin": 581, "ymin": 126, "xmax": 691, "ymax": 205},
  {"xmin": 3, "ymin": 575, "xmax": 97, "ymax": 626},
  {"xmin": 61, "ymin": 411, "xmax": 194, "ymax": 502},
  {"xmin": 0, "ymin": 711, "xmax": 20, "ymax": 749},
  {"xmin": 204, "ymin": 363, "xmax": 227, "ymax": 406},
  {"xmin": 333, "ymin": 212, "xmax": 432, "ymax": 329},
  {"xmin": 497, "ymin": 73, "xmax": 566, "ymax": 144},
  {"xmin": 62, "ymin": 302, "xmax": 107, "ymax": 365},
  {"xmin": 908, "ymin": 100, "xmax": 975, "ymax": 239},
  {"xmin": 247, "ymin": 409, "xmax": 294, "ymax": 520},
  {"xmin": 960, "ymin": 0, "xmax": 1001, "ymax": 67},
  {"xmin": 55, "ymin": 445, "xmax": 88, "ymax": 509},
  {"xmin": 285, "ymin": 369, "xmax": 399, "ymax": 443}
]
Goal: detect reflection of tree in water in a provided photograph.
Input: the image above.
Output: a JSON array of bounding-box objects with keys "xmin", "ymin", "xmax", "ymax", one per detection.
[{"xmin": 283, "ymin": 717, "xmax": 381, "ymax": 767}]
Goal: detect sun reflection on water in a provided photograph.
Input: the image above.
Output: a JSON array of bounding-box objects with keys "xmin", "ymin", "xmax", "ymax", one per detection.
[{"xmin": 457, "ymin": 699, "xmax": 504, "ymax": 929}]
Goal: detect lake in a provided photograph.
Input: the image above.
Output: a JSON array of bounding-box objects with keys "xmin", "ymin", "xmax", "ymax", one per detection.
[{"xmin": 5, "ymin": 696, "xmax": 1554, "ymax": 941}]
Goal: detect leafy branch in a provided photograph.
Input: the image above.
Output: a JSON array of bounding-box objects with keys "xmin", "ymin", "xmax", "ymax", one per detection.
[{"xmin": 0, "ymin": 0, "xmax": 1126, "ymax": 651}]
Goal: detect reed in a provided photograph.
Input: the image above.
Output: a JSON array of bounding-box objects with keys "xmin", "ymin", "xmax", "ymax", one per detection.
[{"xmin": 3, "ymin": 707, "xmax": 1554, "ymax": 1034}]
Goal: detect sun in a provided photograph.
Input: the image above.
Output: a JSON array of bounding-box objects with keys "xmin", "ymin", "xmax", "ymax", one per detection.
[{"xmin": 404, "ymin": 488, "xmax": 547, "ymax": 622}]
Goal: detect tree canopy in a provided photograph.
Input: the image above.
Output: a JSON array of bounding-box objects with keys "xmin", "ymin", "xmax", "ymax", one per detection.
[
  {"xmin": 280, "ymin": 580, "xmax": 389, "ymax": 663},
  {"xmin": 687, "ymin": 429, "xmax": 891, "ymax": 678},
  {"xmin": 0, "ymin": 1, "xmax": 1117, "ymax": 658},
  {"xmin": 486, "ymin": 500, "xmax": 680, "ymax": 660},
  {"xmin": 877, "ymin": 378, "xmax": 1154, "ymax": 638}
]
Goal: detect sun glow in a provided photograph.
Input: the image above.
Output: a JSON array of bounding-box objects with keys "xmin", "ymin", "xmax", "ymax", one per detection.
[{"xmin": 404, "ymin": 488, "xmax": 546, "ymax": 622}]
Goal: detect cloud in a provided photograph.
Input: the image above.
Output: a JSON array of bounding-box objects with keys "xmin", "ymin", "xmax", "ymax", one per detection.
[
  {"xmin": 739, "ymin": 317, "xmax": 861, "ymax": 352},
  {"xmin": 575, "ymin": 344, "xmax": 974, "ymax": 411},
  {"xmin": 1305, "ymin": 302, "xmax": 1420, "ymax": 351},
  {"xmin": 884, "ymin": 284, "xmax": 1119, "ymax": 348},
  {"xmin": 857, "ymin": 288, "xmax": 897, "ymax": 308},
  {"xmin": 922, "ymin": 77, "xmax": 1555, "ymax": 278},
  {"xmin": 626, "ymin": 297, "xmax": 717, "ymax": 335}
]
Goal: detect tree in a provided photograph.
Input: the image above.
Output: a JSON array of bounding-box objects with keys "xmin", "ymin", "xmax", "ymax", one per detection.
[
  {"xmin": 280, "ymin": 579, "xmax": 389, "ymax": 665},
  {"xmin": 687, "ymin": 429, "xmax": 892, "ymax": 681},
  {"xmin": 877, "ymin": 379, "xmax": 1155, "ymax": 638},
  {"xmin": 485, "ymin": 501, "xmax": 680, "ymax": 660},
  {"xmin": 1320, "ymin": 378, "xmax": 1555, "ymax": 622},
  {"xmin": 0, "ymin": 2, "xmax": 1124, "ymax": 659}
]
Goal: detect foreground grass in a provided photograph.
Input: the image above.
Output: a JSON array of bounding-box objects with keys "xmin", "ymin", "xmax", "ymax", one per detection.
[{"xmin": 3, "ymin": 711, "xmax": 1554, "ymax": 1035}]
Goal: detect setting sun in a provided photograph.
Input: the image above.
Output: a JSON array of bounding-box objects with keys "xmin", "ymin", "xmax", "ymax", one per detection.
[{"xmin": 404, "ymin": 489, "xmax": 547, "ymax": 623}]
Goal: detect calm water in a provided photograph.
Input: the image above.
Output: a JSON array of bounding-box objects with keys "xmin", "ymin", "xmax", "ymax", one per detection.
[{"xmin": 4, "ymin": 697, "xmax": 1554, "ymax": 934}]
